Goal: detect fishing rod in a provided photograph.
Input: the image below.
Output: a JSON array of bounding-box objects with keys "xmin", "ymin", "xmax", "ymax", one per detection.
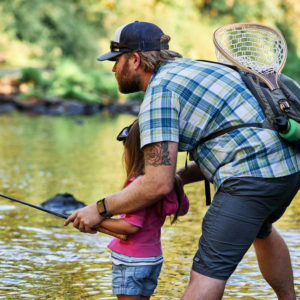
[{"xmin": 0, "ymin": 193, "xmax": 127, "ymax": 240}]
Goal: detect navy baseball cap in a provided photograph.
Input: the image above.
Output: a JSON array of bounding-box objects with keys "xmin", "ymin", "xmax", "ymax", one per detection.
[{"xmin": 97, "ymin": 21, "xmax": 169, "ymax": 61}]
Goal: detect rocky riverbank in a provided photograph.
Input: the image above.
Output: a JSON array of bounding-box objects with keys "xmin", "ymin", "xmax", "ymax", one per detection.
[{"xmin": 0, "ymin": 94, "xmax": 141, "ymax": 116}]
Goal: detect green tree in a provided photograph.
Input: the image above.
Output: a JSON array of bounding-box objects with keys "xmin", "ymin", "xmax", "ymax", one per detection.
[
  {"xmin": 192, "ymin": 0, "xmax": 300, "ymax": 81},
  {"xmin": 0, "ymin": 0, "xmax": 106, "ymax": 67}
]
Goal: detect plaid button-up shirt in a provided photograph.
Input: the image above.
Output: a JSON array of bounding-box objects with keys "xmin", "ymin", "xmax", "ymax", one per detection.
[{"xmin": 138, "ymin": 58, "xmax": 300, "ymax": 190}]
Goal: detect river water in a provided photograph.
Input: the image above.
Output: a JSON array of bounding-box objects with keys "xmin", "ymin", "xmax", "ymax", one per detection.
[{"xmin": 0, "ymin": 112, "xmax": 299, "ymax": 299}]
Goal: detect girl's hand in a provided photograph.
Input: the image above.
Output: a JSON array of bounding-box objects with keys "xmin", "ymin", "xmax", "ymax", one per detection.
[{"xmin": 64, "ymin": 203, "xmax": 103, "ymax": 234}]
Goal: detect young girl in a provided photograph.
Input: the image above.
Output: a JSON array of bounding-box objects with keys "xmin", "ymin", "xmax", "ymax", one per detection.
[{"xmin": 100, "ymin": 119, "xmax": 189, "ymax": 300}]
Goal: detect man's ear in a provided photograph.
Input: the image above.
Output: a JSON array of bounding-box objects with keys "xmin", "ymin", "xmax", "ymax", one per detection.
[{"xmin": 131, "ymin": 52, "xmax": 141, "ymax": 70}]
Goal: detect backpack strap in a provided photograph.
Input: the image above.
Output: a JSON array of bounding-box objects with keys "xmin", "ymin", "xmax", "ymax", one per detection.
[
  {"xmin": 197, "ymin": 122, "xmax": 263, "ymax": 145},
  {"xmin": 241, "ymin": 72, "xmax": 280, "ymax": 118},
  {"xmin": 197, "ymin": 59, "xmax": 238, "ymax": 71},
  {"xmin": 204, "ymin": 179, "xmax": 211, "ymax": 206},
  {"xmin": 196, "ymin": 122, "xmax": 263, "ymax": 207}
]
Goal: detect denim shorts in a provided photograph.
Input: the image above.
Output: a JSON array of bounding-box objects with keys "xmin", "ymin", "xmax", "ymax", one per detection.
[
  {"xmin": 112, "ymin": 263, "xmax": 163, "ymax": 296},
  {"xmin": 192, "ymin": 172, "xmax": 300, "ymax": 280}
]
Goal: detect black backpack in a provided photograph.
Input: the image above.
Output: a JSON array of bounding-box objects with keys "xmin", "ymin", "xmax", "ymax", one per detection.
[
  {"xmin": 194, "ymin": 60, "xmax": 300, "ymax": 205},
  {"xmin": 196, "ymin": 60, "xmax": 300, "ymax": 147}
]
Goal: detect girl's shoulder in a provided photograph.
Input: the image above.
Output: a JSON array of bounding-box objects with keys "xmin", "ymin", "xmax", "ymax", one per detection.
[{"xmin": 161, "ymin": 189, "xmax": 189, "ymax": 216}]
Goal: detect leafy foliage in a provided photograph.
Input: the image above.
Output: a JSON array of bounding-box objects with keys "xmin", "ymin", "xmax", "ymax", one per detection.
[
  {"xmin": 19, "ymin": 67, "xmax": 46, "ymax": 87},
  {"xmin": 0, "ymin": 0, "xmax": 106, "ymax": 67},
  {"xmin": 0, "ymin": 0, "xmax": 300, "ymax": 101},
  {"xmin": 194, "ymin": 0, "xmax": 283, "ymax": 22},
  {"xmin": 49, "ymin": 60, "xmax": 118, "ymax": 102},
  {"xmin": 18, "ymin": 60, "xmax": 118, "ymax": 103},
  {"xmin": 284, "ymin": 54, "xmax": 300, "ymax": 82}
]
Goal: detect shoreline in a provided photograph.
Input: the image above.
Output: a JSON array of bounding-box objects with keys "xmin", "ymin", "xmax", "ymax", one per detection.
[{"xmin": 0, "ymin": 94, "xmax": 140, "ymax": 116}]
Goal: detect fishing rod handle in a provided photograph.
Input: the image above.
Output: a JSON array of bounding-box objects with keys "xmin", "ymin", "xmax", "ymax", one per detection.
[{"xmin": 97, "ymin": 227, "xmax": 128, "ymax": 240}]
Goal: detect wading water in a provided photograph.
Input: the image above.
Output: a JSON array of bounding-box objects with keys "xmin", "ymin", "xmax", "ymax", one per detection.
[{"xmin": 0, "ymin": 113, "xmax": 299, "ymax": 299}]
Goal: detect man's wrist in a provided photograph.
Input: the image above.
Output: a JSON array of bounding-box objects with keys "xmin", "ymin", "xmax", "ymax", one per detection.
[{"xmin": 96, "ymin": 198, "xmax": 113, "ymax": 218}]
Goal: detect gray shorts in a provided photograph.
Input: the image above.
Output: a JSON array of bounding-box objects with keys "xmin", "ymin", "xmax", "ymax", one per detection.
[{"xmin": 192, "ymin": 172, "xmax": 300, "ymax": 280}]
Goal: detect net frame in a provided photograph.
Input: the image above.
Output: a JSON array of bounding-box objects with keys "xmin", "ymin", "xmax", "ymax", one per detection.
[{"xmin": 213, "ymin": 23, "xmax": 287, "ymax": 90}]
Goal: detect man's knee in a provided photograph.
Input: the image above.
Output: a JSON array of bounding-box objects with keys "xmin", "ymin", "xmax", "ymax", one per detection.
[{"xmin": 181, "ymin": 270, "xmax": 226, "ymax": 300}]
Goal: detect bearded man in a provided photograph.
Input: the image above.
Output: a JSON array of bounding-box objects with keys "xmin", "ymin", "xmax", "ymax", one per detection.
[{"xmin": 65, "ymin": 21, "xmax": 300, "ymax": 300}]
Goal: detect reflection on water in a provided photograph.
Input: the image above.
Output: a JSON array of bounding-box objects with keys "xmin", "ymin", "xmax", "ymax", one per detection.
[{"xmin": 0, "ymin": 112, "xmax": 299, "ymax": 299}]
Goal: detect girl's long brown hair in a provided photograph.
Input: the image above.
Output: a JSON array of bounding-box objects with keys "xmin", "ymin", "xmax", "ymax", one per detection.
[{"xmin": 122, "ymin": 119, "xmax": 182, "ymax": 223}]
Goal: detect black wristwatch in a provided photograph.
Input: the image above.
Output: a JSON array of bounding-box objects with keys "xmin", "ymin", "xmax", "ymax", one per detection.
[{"xmin": 96, "ymin": 198, "xmax": 113, "ymax": 218}]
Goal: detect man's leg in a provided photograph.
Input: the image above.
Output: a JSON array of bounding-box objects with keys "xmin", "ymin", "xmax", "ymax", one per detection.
[
  {"xmin": 182, "ymin": 178, "xmax": 270, "ymax": 300},
  {"xmin": 254, "ymin": 227, "xmax": 296, "ymax": 300},
  {"xmin": 181, "ymin": 270, "xmax": 226, "ymax": 300}
]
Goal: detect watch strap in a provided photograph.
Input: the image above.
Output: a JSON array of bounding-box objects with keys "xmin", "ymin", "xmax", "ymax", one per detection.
[{"xmin": 96, "ymin": 198, "xmax": 113, "ymax": 218}]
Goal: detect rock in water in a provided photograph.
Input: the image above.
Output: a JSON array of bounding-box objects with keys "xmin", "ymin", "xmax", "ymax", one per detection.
[{"xmin": 40, "ymin": 193, "xmax": 86, "ymax": 215}]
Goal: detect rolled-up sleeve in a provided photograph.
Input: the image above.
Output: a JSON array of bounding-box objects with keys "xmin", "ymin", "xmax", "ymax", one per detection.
[{"xmin": 139, "ymin": 86, "xmax": 180, "ymax": 148}]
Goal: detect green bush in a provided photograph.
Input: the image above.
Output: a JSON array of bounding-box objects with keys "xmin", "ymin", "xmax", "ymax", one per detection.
[
  {"xmin": 284, "ymin": 53, "xmax": 300, "ymax": 83},
  {"xmin": 19, "ymin": 67, "xmax": 50, "ymax": 88},
  {"xmin": 48, "ymin": 59, "xmax": 119, "ymax": 103},
  {"xmin": 88, "ymin": 68, "xmax": 119, "ymax": 99},
  {"xmin": 18, "ymin": 67, "xmax": 51, "ymax": 100},
  {"xmin": 19, "ymin": 67, "xmax": 42, "ymax": 84},
  {"xmin": 16, "ymin": 59, "xmax": 119, "ymax": 103}
]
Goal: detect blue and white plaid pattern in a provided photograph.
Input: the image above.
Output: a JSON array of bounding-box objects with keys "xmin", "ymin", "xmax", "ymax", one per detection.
[{"xmin": 139, "ymin": 58, "xmax": 300, "ymax": 190}]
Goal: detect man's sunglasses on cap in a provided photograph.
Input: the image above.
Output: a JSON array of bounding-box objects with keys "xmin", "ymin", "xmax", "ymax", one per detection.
[{"xmin": 110, "ymin": 41, "xmax": 133, "ymax": 53}]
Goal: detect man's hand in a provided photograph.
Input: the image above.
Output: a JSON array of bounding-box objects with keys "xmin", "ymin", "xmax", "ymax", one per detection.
[
  {"xmin": 64, "ymin": 203, "xmax": 104, "ymax": 234},
  {"xmin": 177, "ymin": 161, "xmax": 204, "ymax": 185}
]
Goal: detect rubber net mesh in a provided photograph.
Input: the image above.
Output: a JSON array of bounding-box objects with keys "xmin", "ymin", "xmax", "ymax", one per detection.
[{"xmin": 215, "ymin": 26, "xmax": 285, "ymax": 74}]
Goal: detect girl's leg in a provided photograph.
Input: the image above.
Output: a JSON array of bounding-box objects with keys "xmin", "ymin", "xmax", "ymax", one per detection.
[
  {"xmin": 117, "ymin": 296, "xmax": 150, "ymax": 300},
  {"xmin": 114, "ymin": 262, "xmax": 160, "ymax": 300}
]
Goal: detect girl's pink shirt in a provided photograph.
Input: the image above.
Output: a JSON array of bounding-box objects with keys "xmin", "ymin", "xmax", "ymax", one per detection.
[{"xmin": 108, "ymin": 178, "xmax": 189, "ymax": 257}]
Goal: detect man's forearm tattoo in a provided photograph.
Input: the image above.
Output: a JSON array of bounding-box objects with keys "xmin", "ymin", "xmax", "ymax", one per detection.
[{"xmin": 144, "ymin": 142, "xmax": 171, "ymax": 167}]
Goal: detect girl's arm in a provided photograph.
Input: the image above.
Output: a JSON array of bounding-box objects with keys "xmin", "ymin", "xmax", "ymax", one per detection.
[{"xmin": 100, "ymin": 218, "xmax": 140, "ymax": 235}]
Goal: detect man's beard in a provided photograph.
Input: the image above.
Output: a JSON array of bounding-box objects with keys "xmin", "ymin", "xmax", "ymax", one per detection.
[{"xmin": 118, "ymin": 60, "xmax": 141, "ymax": 94}]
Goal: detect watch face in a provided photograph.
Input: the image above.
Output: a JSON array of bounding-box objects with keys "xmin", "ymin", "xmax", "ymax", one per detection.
[{"xmin": 97, "ymin": 199, "xmax": 105, "ymax": 214}]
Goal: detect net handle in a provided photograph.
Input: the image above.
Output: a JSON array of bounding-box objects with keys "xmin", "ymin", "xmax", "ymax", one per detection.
[{"xmin": 213, "ymin": 23, "xmax": 287, "ymax": 90}]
